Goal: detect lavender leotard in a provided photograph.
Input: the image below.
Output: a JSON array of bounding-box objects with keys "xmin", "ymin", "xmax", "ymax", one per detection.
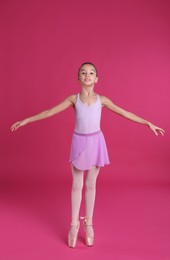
[
  {"xmin": 74, "ymin": 93, "xmax": 101, "ymax": 134},
  {"xmin": 69, "ymin": 93, "xmax": 110, "ymax": 170}
]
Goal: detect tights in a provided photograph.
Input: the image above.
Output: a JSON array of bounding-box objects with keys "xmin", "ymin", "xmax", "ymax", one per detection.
[{"xmin": 71, "ymin": 164, "xmax": 100, "ymax": 223}]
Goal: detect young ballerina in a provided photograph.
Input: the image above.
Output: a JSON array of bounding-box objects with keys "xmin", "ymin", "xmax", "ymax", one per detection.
[{"xmin": 11, "ymin": 62, "xmax": 165, "ymax": 248}]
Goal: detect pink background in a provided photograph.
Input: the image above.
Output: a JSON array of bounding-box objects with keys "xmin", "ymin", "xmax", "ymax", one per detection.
[{"xmin": 1, "ymin": 0, "xmax": 170, "ymax": 259}]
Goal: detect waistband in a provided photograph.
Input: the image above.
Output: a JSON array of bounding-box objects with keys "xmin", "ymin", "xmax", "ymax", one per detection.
[{"xmin": 73, "ymin": 130, "xmax": 101, "ymax": 136}]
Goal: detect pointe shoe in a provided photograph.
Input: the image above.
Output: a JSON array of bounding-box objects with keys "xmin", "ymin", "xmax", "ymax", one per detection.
[
  {"xmin": 68, "ymin": 220, "xmax": 80, "ymax": 248},
  {"xmin": 81, "ymin": 217, "xmax": 94, "ymax": 246}
]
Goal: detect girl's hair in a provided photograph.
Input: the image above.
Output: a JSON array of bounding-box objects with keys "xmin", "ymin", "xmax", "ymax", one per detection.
[{"xmin": 78, "ymin": 62, "xmax": 98, "ymax": 78}]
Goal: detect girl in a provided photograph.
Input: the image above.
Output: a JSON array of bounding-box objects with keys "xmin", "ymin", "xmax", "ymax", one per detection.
[{"xmin": 11, "ymin": 62, "xmax": 165, "ymax": 248}]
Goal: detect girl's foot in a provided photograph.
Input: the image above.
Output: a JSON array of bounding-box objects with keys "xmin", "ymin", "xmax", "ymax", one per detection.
[
  {"xmin": 68, "ymin": 219, "xmax": 80, "ymax": 248},
  {"xmin": 81, "ymin": 217, "xmax": 94, "ymax": 246}
]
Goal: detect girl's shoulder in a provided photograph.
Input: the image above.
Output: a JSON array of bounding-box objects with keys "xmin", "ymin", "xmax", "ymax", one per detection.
[
  {"xmin": 98, "ymin": 95, "xmax": 113, "ymax": 106},
  {"xmin": 66, "ymin": 94, "xmax": 77, "ymax": 106},
  {"xmin": 98, "ymin": 94, "xmax": 108, "ymax": 102}
]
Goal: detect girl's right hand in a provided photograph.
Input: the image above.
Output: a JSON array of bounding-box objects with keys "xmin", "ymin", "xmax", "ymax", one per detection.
[{"xmin": 11, "ymin": 120, "xmax": 27, "ymax": 131}]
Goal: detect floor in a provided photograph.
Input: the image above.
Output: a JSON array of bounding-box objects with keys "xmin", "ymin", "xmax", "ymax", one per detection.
[{"xmin": 0, "ymin": 178, "xmax": 170, "ymax": 260}]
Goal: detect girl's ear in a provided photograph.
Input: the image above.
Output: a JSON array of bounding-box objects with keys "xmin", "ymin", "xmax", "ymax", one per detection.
[{"xmin": 95, "ymin": 77, "xmax": 98, "ymax": 83}]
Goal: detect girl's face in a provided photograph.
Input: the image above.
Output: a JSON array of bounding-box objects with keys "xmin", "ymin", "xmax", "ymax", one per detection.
[{"xmin": 78, "ymin": 64, "xmax": 98, "ymax": 86}]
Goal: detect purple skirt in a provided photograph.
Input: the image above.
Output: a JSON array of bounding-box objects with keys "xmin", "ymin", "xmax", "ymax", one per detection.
[{"xmin": 69, "ymin": 131, "xmax": 110, "ymax": 170}]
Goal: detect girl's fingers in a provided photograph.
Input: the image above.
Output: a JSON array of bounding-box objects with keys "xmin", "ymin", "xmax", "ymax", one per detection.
[
  {"xmin": 154, "ymin": 127, "xmax": 165, "ymax": 136},
  {"xmin": 159, "ymin": 130, "xmax": 165, "ymax": 136},
  {"xmin": 10, "ymin": 124, "xmax": 15, "ymax": 131},
  {"xmin": 11, "ymin": 125, "xmax": 16, "ymax": 131},
  {"xmin": 150, "ymin": 124, "xmax": 165, "ymax": 136},
  {"xmin": 156, "ymin": 127, "xmax": 165, "ymax": 136},
  {"xmin": 11, "ymin": 122, "xmax": 21, "ymax": 131}
]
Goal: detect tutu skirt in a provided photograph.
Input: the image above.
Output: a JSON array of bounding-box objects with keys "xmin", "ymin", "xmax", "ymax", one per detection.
[{"xmin": 69, "ymin": 131, "xmax": 110, "ymax": 170}]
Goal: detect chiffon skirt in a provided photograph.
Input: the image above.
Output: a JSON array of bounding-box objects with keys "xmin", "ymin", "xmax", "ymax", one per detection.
[{"xmin": 69, "ymin": 131, "xmax": 110, "ymax": 170}]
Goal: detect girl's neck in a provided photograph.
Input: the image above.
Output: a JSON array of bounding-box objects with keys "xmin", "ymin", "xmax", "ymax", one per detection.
[{"xmin": 81, "ymin": 86, "xmax": 95, "ymax": 97}]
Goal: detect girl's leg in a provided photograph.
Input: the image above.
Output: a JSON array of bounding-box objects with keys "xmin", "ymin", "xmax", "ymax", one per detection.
[
  {"xmin": 68, "ymin": 164, "xmax": 84, "ymax": 247},
  {"xmin": 85, "ymin": 166, "xmax": 100, "ymax": 219},
  {"xmin": 82, "ymin": 166, "xmax": 100, "ymax": 246},
  {"xmin": 71, "ymin": 164, "xmax": 84, "ymax": 222}
]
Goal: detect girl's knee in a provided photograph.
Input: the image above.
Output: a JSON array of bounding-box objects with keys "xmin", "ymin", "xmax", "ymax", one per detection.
[
  {"xmin": 85, "ymin": 179, "xmax": 96, "ymax": 191},
  {"xmin": 72, "ymin": 181, "xmax": 83, "ymax": 191}
]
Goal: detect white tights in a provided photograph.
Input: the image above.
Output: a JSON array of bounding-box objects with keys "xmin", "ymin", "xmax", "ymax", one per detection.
[{"xmin": 71, "ymin": 164, "xmax": 100, "ymax": 223}]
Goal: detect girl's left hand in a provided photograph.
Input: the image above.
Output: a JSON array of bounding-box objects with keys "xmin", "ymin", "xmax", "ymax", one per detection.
[{"xmin": 148, "ymin": 123, "xmax": 165, "ymax": 136}]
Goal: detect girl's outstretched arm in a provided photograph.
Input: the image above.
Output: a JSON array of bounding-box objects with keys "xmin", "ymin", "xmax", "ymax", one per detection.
[
  {"xmin": 11, "ymin": 95, "xmax": 76, "ymax": 131},
  {"xmin": 101, "ymin": 96, "xmax": 165, "ymax": 136}
]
